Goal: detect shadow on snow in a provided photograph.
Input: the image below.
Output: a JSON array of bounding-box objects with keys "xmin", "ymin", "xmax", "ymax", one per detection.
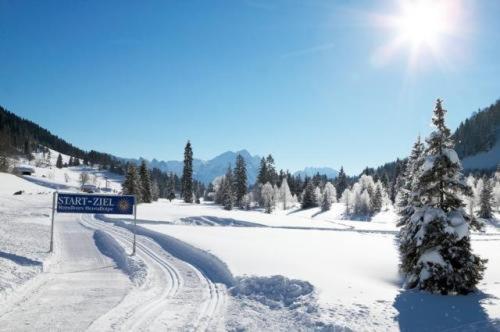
[{"xmin": 393, "ymin": 290, "xmax": 500, "ymax": 332}]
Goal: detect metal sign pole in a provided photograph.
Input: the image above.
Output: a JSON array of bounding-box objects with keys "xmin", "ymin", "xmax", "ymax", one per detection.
[
  {"xmin": 50, "ymin": 191, "xmax": 57, "ymax": 253},
  {"xmin": 132, "ymin": 195, "xmax": 137, "ymax": 256}
]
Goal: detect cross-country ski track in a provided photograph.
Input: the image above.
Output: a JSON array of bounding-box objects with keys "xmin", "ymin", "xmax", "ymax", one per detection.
[{"xmin": 0, "ymin": 212, "xmax": 228, "ymax": 332}]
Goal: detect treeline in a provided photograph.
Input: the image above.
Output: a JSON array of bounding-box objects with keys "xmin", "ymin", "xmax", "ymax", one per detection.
[{"xmin": 453, "ymin": 99, "xmax": 500, "ymax": 159}]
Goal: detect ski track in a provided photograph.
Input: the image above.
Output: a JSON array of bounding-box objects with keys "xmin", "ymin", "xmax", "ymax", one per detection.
[{"xmin": 81, "ymin": 214, "xmax": 227, "ymax": 332}]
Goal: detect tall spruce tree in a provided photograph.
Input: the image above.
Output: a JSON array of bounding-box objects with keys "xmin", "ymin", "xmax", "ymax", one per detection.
[
  {"xmin": 257, "ymin": 157, "xmax": 267, "ymax": 185},
  {"xmin": 122, "ymin": 164, "xmax": 142, "ymax": 201},
  {"xmin": 139, "ymin": 160, "xmax": 153, "ymax": 203},
  {"xmin": 266, "ymin": 155, "xmax": 277, "ymax": 185},
  {"xmin": 234, "ymin": 154, "xmax": 248, "ymax": 208},
  {"xmin": 398, "ymin": 99, "xmax": 486, "ymax": 295},
  {"xmin": 477, "ymin": 177, "xmax": 493, "ymax": 219},
  {"xmin": 336, "ymin": 167, "xmax": 348, "ymax": 200},
  {"xmin": 181, "ymin": 141, "xmax": 193, "ymax": 203},
  {"xmin": 56, "ymin": 154, "xmax": 63, "ymax": 169}
]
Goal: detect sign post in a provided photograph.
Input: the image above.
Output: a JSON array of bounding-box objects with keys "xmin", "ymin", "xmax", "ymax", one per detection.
[
  {"xmin": 132, "ymin": 195, "xmax": 137, "ymax": 255},
  {"xmin": 51, "ymin": 192, "xmax": 136, "ymax": 254},
  {"xmin": 49, "ymin": 191, "xmax": 57, "ymax": 253}
]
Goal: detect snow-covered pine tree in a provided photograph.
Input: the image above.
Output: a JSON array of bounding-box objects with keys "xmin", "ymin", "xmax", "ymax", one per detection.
[
  {"xmin": 122, "ymin": 164, "xmax": 142, "ymax": 201},
  {"xmin": 234, "ymin": 154, "xmax": 248, "ymax": 208},
  {"xmin": 56, "ymin": 154, "xmax": 63, "ymax": 169},
  {"xmin": 139, "ymin": 160, "xmax": 152, "ymax": 203},
  {"xmin": 335, "ymin": 166, "xmax": 348, "ymax": 200},
  {"xmin": 151, "ymin": 180, "xmax": 160, "ymax": 201},
  {"xmin": 266, "ymin": 155, "xmax": 277, "ymax": 185},
  {"xmin": 222, "ymin": 167, "xmax": 235, "ymax": 210},
  {"xmin": 256, "ymin": 157, "xmax": 267, "ymax": 185},
  {"xmin": 372, "ymin": 184, "xmax": 383, "ymax": 213},
  {"xmin": 477, "ymin": 177, "xmax": 493, "ymax": 219},
  {"xmin": 261, "ymin": 182, "xmax": 275, "ymax": 213},
  {"xmin": 301, "ymin": 181, "xmax": 316, "ymax": 209},
  {"xmin": 321, "ymin": 182, "xmax": 337, "ymax": 211},
  {"xmin": 166, "ymin": 173, "xmax": 176, "ymax": 202},
  {"xmin": 398, "ymin": 99, "xmax": 486, "ymax": 295},
  {"xmin": 397, "ymin": 136, "xmax": 425, "ymax": 215},
  {"xmin": 181, "ymin": 141, "xmax": 193, "ymax": 203},
  {"xmin": 314, "ymin": 186, "xmax": 322, "ymax": 206},
  {"xmin": 341, "ymin": 188, "xmax": 352, "ymax": 214},
  {"xmin": 494, "ymin": 168, "xmax": 500, "ymax": 213},
  {"xmin": 279, "ymin": 178, "xmax": 292, "ymax": 210}
]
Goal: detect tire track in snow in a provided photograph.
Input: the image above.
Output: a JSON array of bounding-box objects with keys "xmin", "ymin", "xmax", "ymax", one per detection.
[{"xmin": 82, "ymin": 215, "xmax": 227, "ymax": 331}]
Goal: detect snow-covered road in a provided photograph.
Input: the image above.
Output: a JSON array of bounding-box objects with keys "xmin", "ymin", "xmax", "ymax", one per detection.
[
  {"xmin": 0, "ymin": 214, "xmax": 130, "ymax": 331},
  {"xmin": 0, "ymin": 202, "xmax": 228, "ymax": 331}
]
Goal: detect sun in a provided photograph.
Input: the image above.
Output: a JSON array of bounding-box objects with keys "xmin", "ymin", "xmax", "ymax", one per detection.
[
  {"xmin": 395, "ymin": 0, "xmax": 449, "ymax": 48},
  {"xmin": 372, "ymin": 0, "xmax": 464, "ymax": 70}
]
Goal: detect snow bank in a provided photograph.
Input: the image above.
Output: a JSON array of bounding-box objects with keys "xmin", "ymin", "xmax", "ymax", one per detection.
[
  {"xmin": 97, "ymin": 215, "xmax": 235, "ymax": 286},
  {"xmin": 231, "ymin": 275, "xmax": 315, "ymax": 310},
  {"xmin": 93, "ymin": 230, "xmax": 147, "ymax": 286}
]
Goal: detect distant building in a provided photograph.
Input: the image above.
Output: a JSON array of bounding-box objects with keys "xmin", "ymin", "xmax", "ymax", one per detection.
[{"xmin": 14, "ymin": 165, "xmax": 35, "ymax": 176}]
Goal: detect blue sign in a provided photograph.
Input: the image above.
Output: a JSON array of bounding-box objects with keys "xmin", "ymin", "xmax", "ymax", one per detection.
[{"xmin": 56, "ymin": 193, "xmax": 135, "ymax": 215}]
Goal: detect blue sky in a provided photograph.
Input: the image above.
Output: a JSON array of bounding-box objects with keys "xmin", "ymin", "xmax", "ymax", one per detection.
[{"xmin": 1, "ymin": 0, "xmax": 499, "ymax": 175}]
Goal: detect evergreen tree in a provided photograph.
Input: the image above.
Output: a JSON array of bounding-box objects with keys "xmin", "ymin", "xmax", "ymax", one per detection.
[
  {"xmin": 261, "ymin": 182, "xmax": 275, "ymax": 213},
  {"xmin": 301, "ymin": 181, "xmax": 317, "ymax": 209},
  {"xmin": 181, "ymin": 141, "xmax": 193, "ymax": 203},
  {"xmin": 234, "ymin": 154, "xmax": 248, "ymax": 208},
  {"xmin": 336, "ymin": 166, "xmax": 348, "ymax": 200},
  {"xmin": 166, "ymin": 173, "xmax": 176, "ymax": 202},
  {"xmin": 397, "ymin": 136, "xmax": 425, "ymax": 218},
  {"xmin": 139, "ymin": 160, "xmax": 153, "ymax": 203},
  {"xmin": 477, "ymin": 177, "xmax": 493, "ymax": 219},
  {"xmin": 321, "ymin": 182, "xmax": 337, "ymax": 211},
  {"xmin": 266, "ymin": 154, "xmax": 277, "ymax": 185},
  {"xmin": 122, "ymin": 164, "xmax": 142, "ymax": 200},
  {"xmin": 68, "ymin": 157, "xmax": 74, "ymax": 167},
  {"xmin": 74, "ymin": 158, "xmax": 80, "ymax": 166},
  {"xmin": 279, "ymin": 178, "xmax": 292, "ymax": 210},
  {"xmin": 398, "ymin": 99, "xmax": 486, "ymax": 295},
  {"xmin": 257, "ymin": 157, "xmax": 267, "ymax": 185},
  {"xmin": 151, "ymin": 180, "xmax": 160, "ymax": 201},
  {"xmin": 56, "ymin": 154, "xmax": 63, "ymax": 169},
  {"xmin": 222, "ymin": 167, "xmax": 235, "ymax": 210},
  {"xmin": 372, "ymin": 185, "xmax": 383, "ymax": 213}
]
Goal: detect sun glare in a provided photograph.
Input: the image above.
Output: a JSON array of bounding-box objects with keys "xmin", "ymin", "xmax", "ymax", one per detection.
[
  {"xmin": 396, "ymin": 0, "xmax": 448, "ymax": 47},
  {"xmin": 372, "ymin": 0, "xmax": 464, "ymax": 70}
]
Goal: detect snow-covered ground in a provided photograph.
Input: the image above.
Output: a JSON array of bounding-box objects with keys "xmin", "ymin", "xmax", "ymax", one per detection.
[
  {"xmin": 2, "ymin": 152, "xmax": 500, "ymax": 331},
  {"xmin": 111, "ymin": 199, "xmax": 500, "ymax": 331}
]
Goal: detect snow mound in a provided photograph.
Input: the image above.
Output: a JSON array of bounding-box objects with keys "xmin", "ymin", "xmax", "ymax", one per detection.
[
  {"xmin": 97, "ymin": 215, "xmax": 235, "ymax": 286},
  {"xmin": 230, "ymin": 275, "xmax": 315, "ymax": 310},
  {"xmin": 93, "ymin": 230, "xmax": 147, "ymax": 286}
]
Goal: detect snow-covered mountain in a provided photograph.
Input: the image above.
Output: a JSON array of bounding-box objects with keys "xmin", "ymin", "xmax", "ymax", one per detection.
[
  {"xmin": 131, "ymin": 150, "xmax": 262, "ymax": 185},
  {"xmin": 294, "ymin": 167, "xmax": 338, "ymax": 179}
]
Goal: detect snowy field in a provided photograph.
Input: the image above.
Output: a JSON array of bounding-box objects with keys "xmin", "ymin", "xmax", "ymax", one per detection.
[
  {"xmin": 2, "ymin": 161, "xmax": 500, "ymax": 331},
  {"xmin": 112, "ymin": 199, "xmax": 500, "ymax": 331}
]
